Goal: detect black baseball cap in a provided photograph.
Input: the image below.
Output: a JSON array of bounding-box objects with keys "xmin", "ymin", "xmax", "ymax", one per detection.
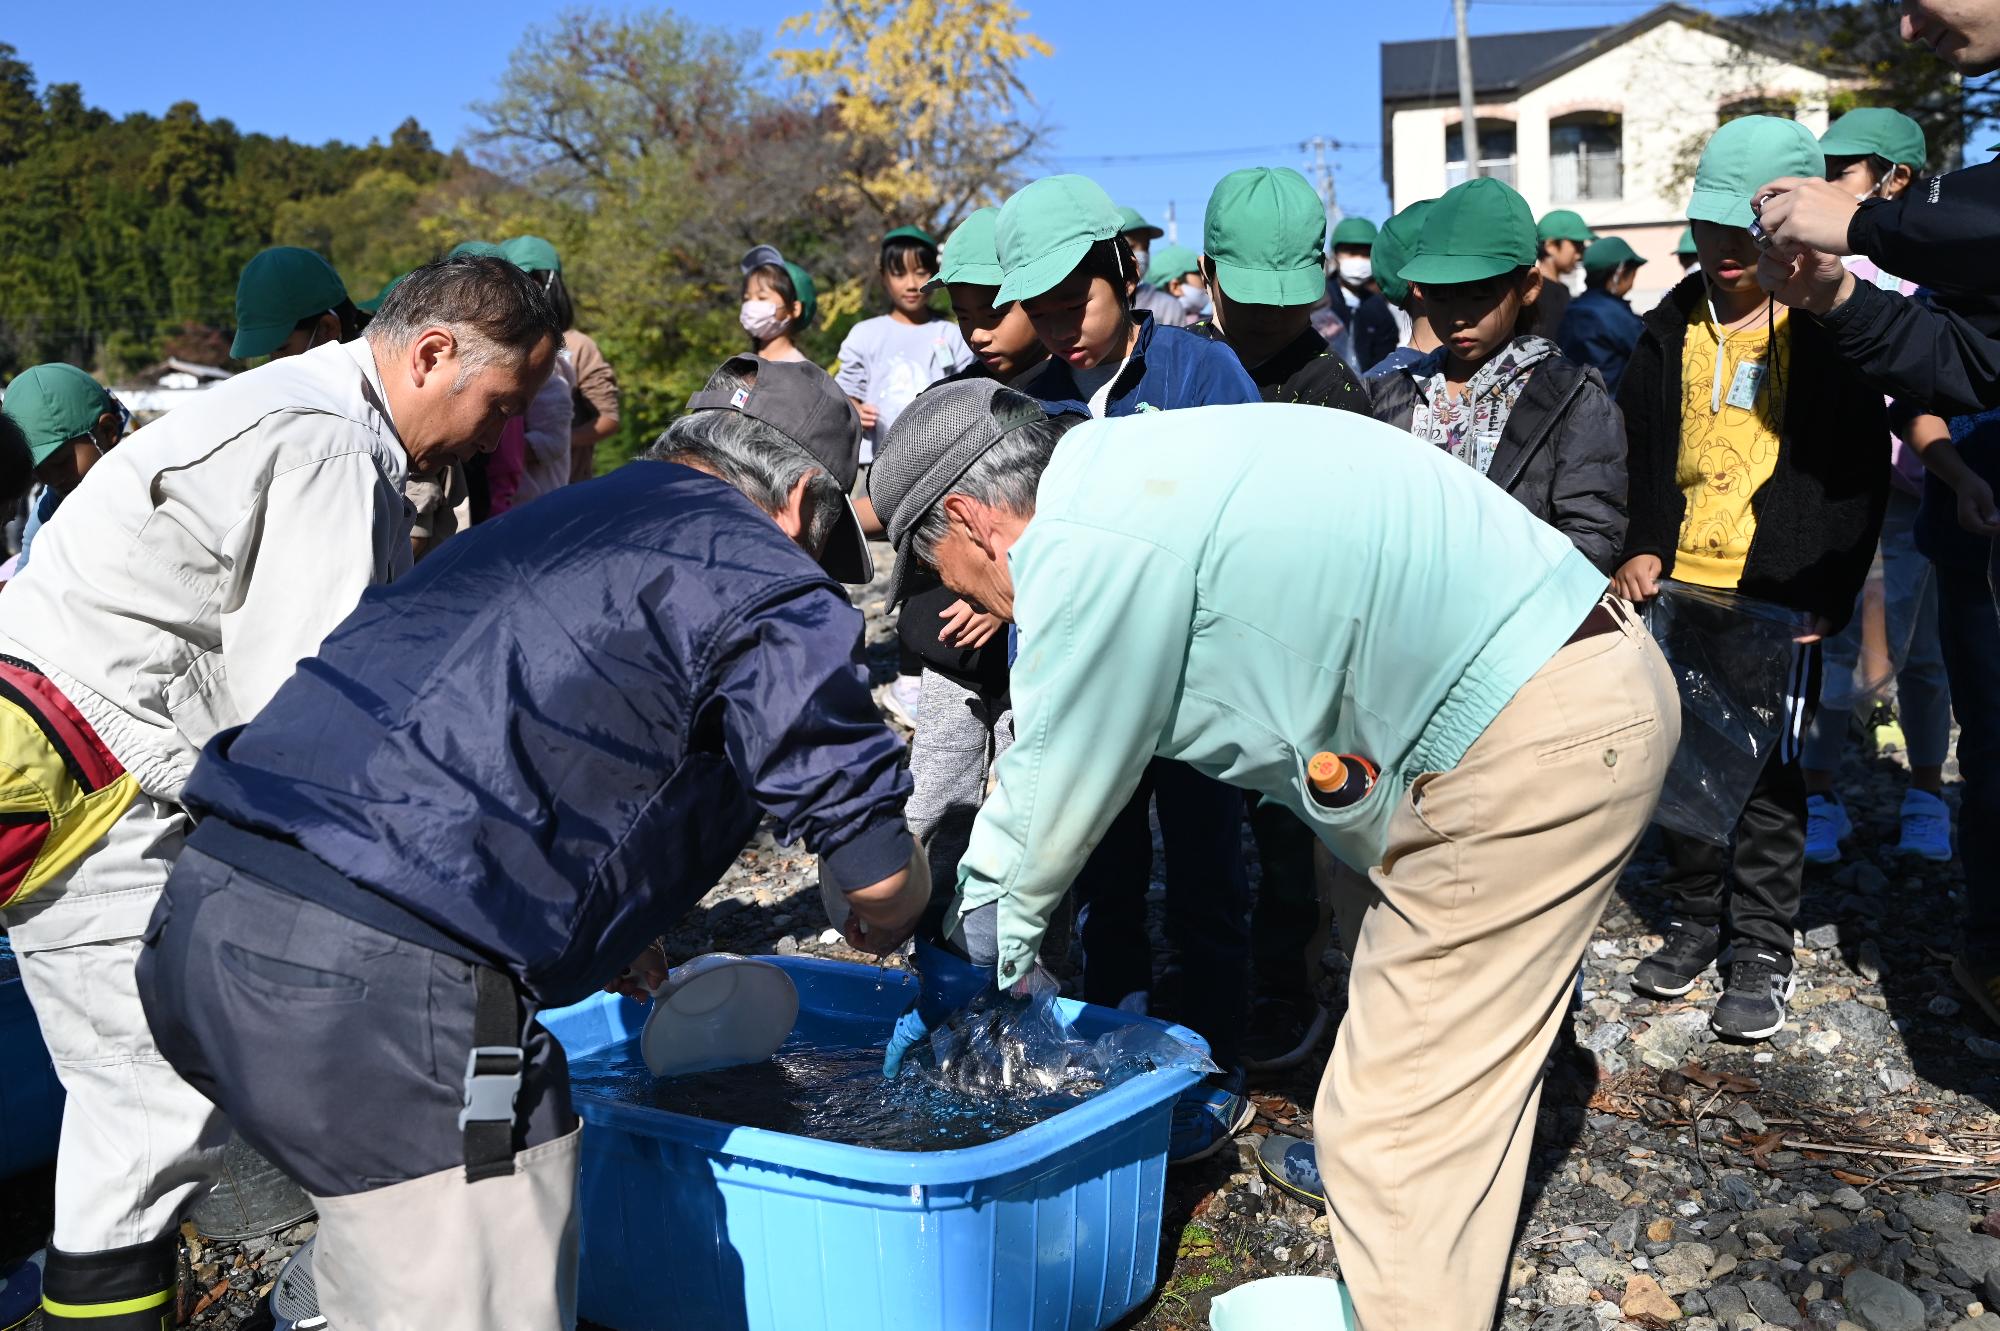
[{"xmin": 686, "ymin": 355, "xmax": 872, "ymax": 583}]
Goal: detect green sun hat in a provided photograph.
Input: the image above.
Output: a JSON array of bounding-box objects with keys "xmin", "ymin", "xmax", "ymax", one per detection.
[
  {"xmin": 1372, "ymin": 199, "xmax": 1435, "ymax": 305},
  {"xmin": 447, "ymin": 240, "xmax": 506, "ymax": 260},
  {"xmin": 231, "ymin": 247, "xmax": 348, "ymax": 360},
  {"xmin": 1582, "ymin": 236, "xmax": 1646, "ymax": 272},
  {"xmin": 1688, "ymin": 115, "xmax": 1825, "ymax": 227},
  {"xmin": 1330, "ymin": 216, "xmax": 1378, "ymax": 248},
  {"xmin": 1400, "ymin": 177, "xmax": 1536, "ymax": 286},
  {"xmin": 1536, "ymin": 208, "xmax": 1594, "ymax": 244},
  {"xmin": 930, "ymin": 208, "xmax": 1006, "ymax": 289},
  {"xmin": 1144, "ymin": 244, "xmax": 1202, "ymax": 290},
  {"xmin": 1203, "ymin": 166, "xmax": 1327, "ymax": 306},
  {"xmin": 995, "ymin": 174, "xmax": 1124, "ymax": 305},
  {"xmin": 1818, "ymin": 107, "xmax": 1927, "ymax": 169},
  {"xmin": 1674, "ymin": 226, "xmax": 1699, "ymax": 256},
  {"xmin": 500, "ymin": 235, "xmax": 561, "ymax": 275},
  {"xmin": 3, "ymin": 363, "xmax": 114, "ymax": 466},
  {"xmin": 882, "ymin": 225, "xmax": 939, "ymax": 250},
  {"xmin": 782, "ymin": 260, "xmax": 818, "ymax": 327},
  {"xmin": 1115, "ymin": 205, "xmax": 1165, "ymax": 243}
]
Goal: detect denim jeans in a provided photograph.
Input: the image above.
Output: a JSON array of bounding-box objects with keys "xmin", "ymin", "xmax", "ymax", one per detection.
[{"xmin": 1934, "ymin": 557, "xmax": 2000, "ymax": 951}]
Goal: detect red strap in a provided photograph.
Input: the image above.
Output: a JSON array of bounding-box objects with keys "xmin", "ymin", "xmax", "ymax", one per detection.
[{"xmin": 0, "ymin": 660, "xmax": 124, "ymax": 792}]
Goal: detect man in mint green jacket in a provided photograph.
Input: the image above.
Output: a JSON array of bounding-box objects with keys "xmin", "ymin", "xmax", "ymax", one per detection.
[{"xmin": 870, "ymin": 381, "xmax": 1680, "ymax": 1331}]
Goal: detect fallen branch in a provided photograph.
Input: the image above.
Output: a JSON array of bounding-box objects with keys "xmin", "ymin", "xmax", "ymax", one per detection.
[{"xmin": 1782, "ymin": 1138, "xmax": 1984, "ymax": 1166}]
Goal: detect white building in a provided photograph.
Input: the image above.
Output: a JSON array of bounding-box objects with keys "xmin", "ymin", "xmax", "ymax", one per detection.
[{"xmin": 1380, "ymin": 3, "xmax": 1858, "ymax": 309}]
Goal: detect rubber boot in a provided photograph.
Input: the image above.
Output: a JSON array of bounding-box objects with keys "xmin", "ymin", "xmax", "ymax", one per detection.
[{"xmin": 41, "ymin": 1238, "xmax": 179, "ymax": 1331}]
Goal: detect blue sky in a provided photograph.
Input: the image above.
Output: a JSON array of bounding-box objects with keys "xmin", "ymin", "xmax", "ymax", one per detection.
[{"xmin": 5, "ymin": 0, "xmax": 1746, "ymax": 230}]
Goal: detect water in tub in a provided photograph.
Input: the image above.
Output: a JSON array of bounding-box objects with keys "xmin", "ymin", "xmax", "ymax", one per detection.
[{"xmin": 565, "ymin": 990, "xmax": 1214, "ymax": 1152}]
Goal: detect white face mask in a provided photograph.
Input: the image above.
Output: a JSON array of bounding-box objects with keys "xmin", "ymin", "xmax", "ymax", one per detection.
[
  {"xmin": 1337, "ymin": 256, "xmax": 1374, "ymax": 285},
  {"xmin": 1130, "ymin": 246, "xmax": 1151, "ymax": 275},
  {"xmin": 740, "ymin": 298, "xmax": 788, "ymax": 341},
  {"xmin": 1177, "ymin": 285, "xmax": 1212, "ymax": 318}
]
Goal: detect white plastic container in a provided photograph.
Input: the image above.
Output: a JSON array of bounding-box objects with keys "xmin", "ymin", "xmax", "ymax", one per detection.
[
  {"xmin": 1209, "ymin": 1275, "xmax": 1355, "ymax": 1331},
  {"xmin": 640, "ymin": 953, "xmax": 799, "ymax": 1077}
]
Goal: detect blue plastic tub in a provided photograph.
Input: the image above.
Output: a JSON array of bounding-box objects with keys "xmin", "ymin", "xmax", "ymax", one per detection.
[
  {"xmin": 543, "ymin": 956, "xmax": 1206, "ymax": 1331},
  {"xmin": 0, "ymin": 938, "xmax": 64, "ymax": 1178}
]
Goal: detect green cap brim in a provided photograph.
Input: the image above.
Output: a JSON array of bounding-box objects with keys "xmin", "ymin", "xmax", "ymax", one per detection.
[
  {"xmin": 1211, "ymin": 258, "xmax": 1326, "ymax": 307},
  {"xmin": 995, "ymin": 237, "xmax": 1094, "ymax": 305},
  {"xmin": 1687, "ymin": 190, "xmax": 1755, "ymax": 228},
  {"xmin": 1398, "ymin": 252, "xmax": 1521, "ymax": 285},
  {"xmin": 231, "ymin": 321, "xmax": 295, "ymax": 359},
  {"xmin": 929, "ymin": 260, "xmax": 1006, "ymax": 291}
]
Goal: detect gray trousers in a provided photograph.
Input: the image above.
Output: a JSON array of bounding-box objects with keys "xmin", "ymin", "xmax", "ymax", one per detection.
[{"xmin": 906, "ymin": 668, "xmax": 1012, "ymax": 886}]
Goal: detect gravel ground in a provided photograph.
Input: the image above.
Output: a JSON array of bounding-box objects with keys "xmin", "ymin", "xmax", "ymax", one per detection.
[{"xmin": 7, "ymin": 549, "xmax": 2000, "ymax": 1331}]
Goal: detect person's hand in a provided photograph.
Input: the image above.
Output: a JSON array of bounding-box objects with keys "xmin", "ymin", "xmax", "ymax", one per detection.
[
  {"xmin": 855, "ymin": 402, "xmax": 880, "ymax": 431},
  {"xmin": 837, "ymin": 843, "xmax": 932, "ymax": 957},
  {"xmin": 938, "ymin": 598, "xmax": 1003, "ymax": 649},
  {"xmin": 1793, "ymin": 615, "xmax": 1834, "ymax": 645},
  {"xmin": 883, "ymin": 937, "xmax": 993, "ymax": 1077},
  {"xmin": 1757, "ymin": 242, "xmax": 1856, "ymax": 317},
  {"xmin": 1752, "ymin": 178, "xmax": 1862, "ymax": 255},
  {"xmin": 1611, "ymin": 554, "xmax": 1662, "ymax": 604},
  {"xmin": 605, "ymin": 941, "xmax": 670, "ymax": 1002},
  {"xmin": 1958, "ymin": 473, "xmax": 2000, "ymax": 537}
]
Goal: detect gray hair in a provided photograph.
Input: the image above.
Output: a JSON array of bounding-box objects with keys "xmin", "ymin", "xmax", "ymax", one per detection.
[
  {"xmin": 644, "ymin": 365, "xmax": 847, "ymax": 555},
  {"xmin": 365, "ymin": 256, "xmax": 564, "ymax": 384},
  {"xmin": 910, "ymin": 416, "xmax": 1069, "ymax": 565}
]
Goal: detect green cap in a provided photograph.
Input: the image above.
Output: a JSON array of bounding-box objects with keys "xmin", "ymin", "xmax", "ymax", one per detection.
[
  {"xmin": 3, "ymin": 364, "xmax": 113, "ymax": 466},
  {"xmin": 931, "ymin": 208, "xmax": 1006, "ymax": 288},
  {"xmin": 1115, "ymin": 205, "xmax": 1164, "ymax": 242},
  {"xmin": 1372, "ymin": 199, "xmax": 1435, "ymax": 305},
  {"xmin": 1674, "ymin": 226, "xmax": 1698, "ymax": 256},
  {"xmin": 1688, "ymin": 116, "xmax": 1825, "ymax": 227},
  {"xmin": 500, "ymin": 235, "xmax": 561, "ymax": 274},
  {"xmin": 1582, "ymin": 236, "xmax": 1645, "ymax": 272},
  {"xmin": 995, "ymin": 174, "xmax": 1124, "ymax": 305},
  {"xmin": 356, "ymin": 273, "xmax": 406, "ymax": 314},
  {"xmin": 231, "ymin": 247, "xmax": 349, "ymax": 360},
  {"xmin": 882, "ymin": 225, "xmax": 939, "ymax": 250},
  {"xmin": 1330, "ymin": 216, "xmax": 1378, "ymax": 248},
  {"xmin": 1144, "ymin": 244, "xmax": 1202, "ymax": 290},
  {"xmin": 1400, "ymin": 177, "xmax": 1536, "ymax": 286},
  {"xmin": 447, "ymin": 240, "xmax": 505, "ymax": 259},
  {"xmin": 1536, "ymin": 208, "xmax": 1594, "ymax": 244},
  {"xmin": 783, "ymin": 260, "xmax": 818, "ymax": 327},
  {"xmin": 1203, "ymin": 167, "xmax": 1327, "ymax": 306},
  {"xmin": 1819, "ymin": 108, "xmax": 1927, "ymax": 169}
]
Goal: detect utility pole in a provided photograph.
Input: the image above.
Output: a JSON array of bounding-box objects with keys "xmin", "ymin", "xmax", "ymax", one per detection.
[
  {"xmin": 1303, "ymin": 135, "xmax": 1341, "ymax": 224},
  {"xmin": 1165, "ymin": 200, "xmax": 1177, "ymax": 245},
  {"xmin": 1452, "ymin": 0, "xmax": 1483, "ymax": 177}
]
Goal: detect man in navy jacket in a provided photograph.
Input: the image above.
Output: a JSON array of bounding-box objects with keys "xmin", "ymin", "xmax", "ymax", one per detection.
[{"xmin": 135, "ymin": 357, "xmax": 928, "ymax": 1331}]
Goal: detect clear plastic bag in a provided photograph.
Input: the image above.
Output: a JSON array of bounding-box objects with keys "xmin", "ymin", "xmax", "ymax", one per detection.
[
  {"xmin": 905, "ymin": 989, "xmax": 1215, "ymax": 1102},
  {"xmin": 1643, "ymin": 580, "xmax": 1814, "ymax": 844}
]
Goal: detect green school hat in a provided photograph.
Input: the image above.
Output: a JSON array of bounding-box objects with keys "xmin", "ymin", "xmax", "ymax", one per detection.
[
  {"xmin": 356, "ymin": 272, "xmax": 405, "ymax": 314},
  {"xmin": 1582, "ymin": 236, "xmax": 1645, "ymax": 272},
  {"xmin": 3, "ymin": 363, "xmax": 114, "ymax": 466},
  {"xmin": 882, "ymin": 225, "xmax": 939, "ymax": 250},
  {"xmin": 232, "ymin": 246, "xmax": 349, "ymax": 360},
  {"xmin": 1536, "ymin": 208, "xmax": 1594, "ymax": 244},
  {"xmin": 1400, "ymin": 177, "xmax": 1536, "ymax": 286},
  {"xmin": 1203, "ymin": 167, "xmax": 1327, "ymax": 306},
  {"xmin": 931, "ymin": 208, "xmax": 1006, "ymax": 289},
  {"xmin": 782, "ymin": 260, "xmax": 818, "ymax": 327},
  {"xmin": 995, "ymin": 174, "xmax": 1124, "ymax": 305},
  {"xmin": 1144, "ymin": 244, "xmax": 1202, "ymax": 290},
  {"xmin": 500, "ymin": 235, "xmax": 561, "ymax": 274},
  {"xmin": 1818, "ymin": 108, "xmax": 1927, "ymax": 169},
  {"xmin": 1330, "ymin": 216, "xmax": 1378, "ymax": 248},
  {"xmin": 1372, "ymin": 199, "xmax": 1435, "ymax": 305},
  {"xmin": 447, "ymin": 240, "xmax": 505, "ymax": 259},
  {"xmin": 1674, "ymin": 226, "xmax": 1698, "ymax": 256},
  {"xmin": 1688, "ymin": 116, "xmax": 1825, "ymax": 228},
  {"xmin": 1115, "ymin": 205, "xmax": 1164, "ymax": 242}
]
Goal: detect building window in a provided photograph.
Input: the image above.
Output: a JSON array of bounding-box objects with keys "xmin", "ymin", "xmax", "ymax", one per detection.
[
  {"xmin": 1551, "ymin": 112, "xmax": 1622, "ymax": 202},
  {"xmin": 1446, "ymin": 120, "xmax": 1517, "ymax": 188}
]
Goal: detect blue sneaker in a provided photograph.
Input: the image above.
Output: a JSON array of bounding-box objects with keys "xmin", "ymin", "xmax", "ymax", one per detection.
[
  {"xmin": 1169, "ymin": 1069, "xmax": 1254, "ymax": 1165},
  {"xmin": 0, "ymin": 1250, "xmax": 43, "ymax": 1331},
  {"xmin": 1256, "ymin": 1132, "xmax": 1326, "ymax": 1207},
  {"xmin": 1804, "ymin": 794, "xmax": 1850, "ymax": 865}
]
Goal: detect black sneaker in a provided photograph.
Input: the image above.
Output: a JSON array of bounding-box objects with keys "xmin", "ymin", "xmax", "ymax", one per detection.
[
  {"xmin": 1710, "ymin": 948, "xmax": 1798, "ymax": 1042},
  {"xmin": 1240, "ymin": 989, "xmax": 1331, "ymax": 1072},
  {"xmin": 1632, "ymin": 920, "xmax": 1724, "ymax": 998}
]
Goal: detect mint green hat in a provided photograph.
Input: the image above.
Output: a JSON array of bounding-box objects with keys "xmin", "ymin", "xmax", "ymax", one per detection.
[
  {"xmin": 232, "ymin": 247, "xmax": 348, "ymax": 359},
  {"xmin": 1818, "ymin": 108, "xmax": 1927, "ymax": 169},
  {"xmin": 1372, "ymin": 199, "xmax": 1435, "ymax": 304},
  {"xmin": 882, "ymin": 225, "xmax": 939, "ymax": 249},
  {"xmin": 1582, "ymin": 236, "xmax": 1645, "ymax": 272},
  {"xmin": 1688, "ymin": 116, "xmax": 1826, "ymax": 228},
  {"xmin": 3, "ymin": 364, "xmax": 114, "ymax": 466},
  {"xmin": 1204, "ymin": 167, "xmax": 1327, "ymax": 305},
  {"xmin": 1674, "ymin": 226, "xmax": 1699, "ymax": 256},
  {"xmin": 1144, "ymin": 244, "xmax": 1202, "ymax": 290},
  {"xmin": 1536, "ymin": 208, "xmax": 1594, "ymax": 244},
  {"xmin": 1401, "ymin": 177, "xmax": 1536, "ymax": 286},
  {"xmin": 1330, "ymin": 216, "xmax": 1378, "ymax": 248},
  {"xmin": 931, "ymin": 208, "xmax": 1006, "ymax": 289},
  {"xmin": 500, "ymin": 235, "xmax": 561, "ymax": 274},
  {"xmin": 1115, "ymin": 206, "xmax": 1164, "ymax": 243},
  {"xmin": 447, "ymin": 240, "xmax": 506, "ymax": 260},
  {"xmin": 995, "ymin": 174, "xmax": 1124, "ymax": 305}
]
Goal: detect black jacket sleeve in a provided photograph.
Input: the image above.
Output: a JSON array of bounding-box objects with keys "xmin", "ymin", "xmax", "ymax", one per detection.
[
  {"xmin": 1818, "ymin": 278, "xmax": 2000, "ymax": 417},
  {"xmin": 1614, "ymin": 321, "xmax": 1686, "ymax": 573},
  {"xmin": 1547, "ymin": 373, "xmax": 1629, "ymax": 576},
  {"xmin": 1847, "ymin": 159, "xmax": 2000, "ymax": 291}
]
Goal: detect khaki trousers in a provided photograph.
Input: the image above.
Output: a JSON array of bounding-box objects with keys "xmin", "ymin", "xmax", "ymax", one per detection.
[{"xmin": 1316, "ymin": 605, "xmax": 1678, "ymax": 1331}]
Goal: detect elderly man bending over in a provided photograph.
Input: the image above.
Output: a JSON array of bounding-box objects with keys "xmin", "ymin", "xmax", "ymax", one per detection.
[
  {"xmin": 868, "ymin": 382, "xmax": 1679, "ymax": 1331},
  {"xmin": 0, "ymin": 256, "xmax": 561, "ymax": 1329}
]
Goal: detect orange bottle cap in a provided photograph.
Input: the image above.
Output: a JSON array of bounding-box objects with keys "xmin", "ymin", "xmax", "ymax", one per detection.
[{"xmin": 1307, "ymin": 752, "xmax": 1346, "ymax": 793}]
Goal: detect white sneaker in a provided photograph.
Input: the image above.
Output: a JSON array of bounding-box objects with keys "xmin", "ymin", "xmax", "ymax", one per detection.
[
  {"xmin": 877, "ymin": 675, "xmax": 922, "ymax": 728},
  {"xmin": 1895, "ymin": 788, "xmax": 1953, "ymax": 862},
  {"xmin": 1804, "ymin": 793, "xmax": 1850, "ymax": 865}
]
